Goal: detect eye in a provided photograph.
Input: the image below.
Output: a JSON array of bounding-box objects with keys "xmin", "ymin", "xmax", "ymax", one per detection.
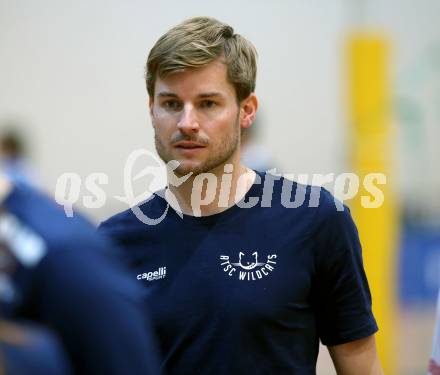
[
  {"xmin": 200, "ymin": 100, "xmax": 217, "ymax": 109},
  {"xmin": 162, "ymin": 100, "xmax": 182, "ymax": 111}
]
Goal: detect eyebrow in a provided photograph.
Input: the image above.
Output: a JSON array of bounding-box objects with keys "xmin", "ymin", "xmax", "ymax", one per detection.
[
  {"xmin": 157, "ymin": 92, "xmax": 178, "ymax": 98},
  {"xmin": 198, "ymin": 92, "xmax": 223, "ymax": 98},
  {"xmin": 157, "ymin": 91, "xmax": 224, "ymax": 99}
]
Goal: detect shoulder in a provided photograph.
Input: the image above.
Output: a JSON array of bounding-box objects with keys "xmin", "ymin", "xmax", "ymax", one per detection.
[
  {"xmin": 265, "ymin": 172, "xmax": 357, "ymax": 242},
  {"xmin": 312, "ymin": 186, "xmax": 352, "ymax": 228},
  {"xmin": 263, "ymin": 171, "xmax": 347, "ymax": 217},
  {"xmin": 2, "ymin": 183, "xmax": 107, "ymax": 255}
]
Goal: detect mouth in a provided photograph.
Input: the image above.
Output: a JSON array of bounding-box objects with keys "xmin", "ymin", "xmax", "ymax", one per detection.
[{"xmin": 173, "ymin": 141, "xmax": 207, "ymax": 150}]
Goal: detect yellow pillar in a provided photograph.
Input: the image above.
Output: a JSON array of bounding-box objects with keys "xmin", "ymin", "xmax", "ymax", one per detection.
[{"xmin": 347, "ymin": 34, "xmax": 398, "ymax": 374}]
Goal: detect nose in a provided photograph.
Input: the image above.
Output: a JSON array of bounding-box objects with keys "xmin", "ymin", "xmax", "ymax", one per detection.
[{"xmin": 177, "ymin": 105, "xmax": 200, "ymax": 134}]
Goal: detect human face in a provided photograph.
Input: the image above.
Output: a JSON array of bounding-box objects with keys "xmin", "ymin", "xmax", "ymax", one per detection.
[{"xmin": 150, "ymin": 60, "xmax": 244, "ymax": 177}]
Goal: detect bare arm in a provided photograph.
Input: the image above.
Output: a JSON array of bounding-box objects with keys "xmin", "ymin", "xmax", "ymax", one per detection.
[{"xmin": 328, "ymin": 335, "xmax": 384, "ymax": 375}]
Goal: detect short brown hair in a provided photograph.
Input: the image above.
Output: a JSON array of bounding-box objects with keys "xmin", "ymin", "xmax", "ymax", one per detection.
[{"xmin": 145, "ymin": 17, "xmax": 257, "ymax": 102}]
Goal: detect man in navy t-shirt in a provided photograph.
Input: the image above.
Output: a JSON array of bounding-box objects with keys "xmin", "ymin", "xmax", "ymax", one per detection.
[
  {"xmin": 0, "ymin": 177, "xmax": 159, "ymax": 374},
  {"xmin": 99, "ymin": 16, "xmax": 383, "ymax": 374}
]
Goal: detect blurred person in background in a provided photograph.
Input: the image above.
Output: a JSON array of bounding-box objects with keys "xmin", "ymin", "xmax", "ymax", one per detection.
[
  {"xmin": 0, "ymin": 127, "xmax": 37, "ymax": 186},
  {"xmin": 0, "ymin": 319, "xmax": 72, "ymax": 374},
  {"xmin": 240, "ymin": 116, "xmax": 274, "ymax": 172},
  {"xmin": 0, "ymin": 176, "xmax": 159, "ymax": 374},
  {"xmin": 99, "ymin": 16, "xmax": 383, "ymax": 374}
]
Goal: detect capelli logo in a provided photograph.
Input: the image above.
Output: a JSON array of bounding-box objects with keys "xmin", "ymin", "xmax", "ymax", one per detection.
[{"xmin": 137, "ymin": 266, "xmax": 167, "ymax": 281}]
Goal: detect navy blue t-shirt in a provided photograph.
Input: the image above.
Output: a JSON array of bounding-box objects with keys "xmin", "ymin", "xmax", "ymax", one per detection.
[
  {"xmin": 99, "ymin": 172, "xmax": 378, "ymax": 374},
  {"xmin": 0, "ymin": 183, "xmax": 159, "ymax": 375}
]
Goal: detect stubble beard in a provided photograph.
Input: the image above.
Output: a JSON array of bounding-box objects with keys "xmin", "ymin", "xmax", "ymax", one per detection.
[{"xmin": 154, "ymin": 117, "xmax": 240, "ymax": 177}]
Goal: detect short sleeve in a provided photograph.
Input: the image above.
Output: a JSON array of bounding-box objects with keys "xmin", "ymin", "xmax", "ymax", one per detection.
[{"xmin": 313, "ymin": 191, "xmax": 378, "ymax": 346}]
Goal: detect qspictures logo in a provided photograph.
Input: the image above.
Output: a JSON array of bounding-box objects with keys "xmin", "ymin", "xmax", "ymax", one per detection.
[
  {"xmin": 219, "ymin": 252, "xmax": 277, "ymax": 281},
  {"xmin": 54, "ymin": 148, "xmax": 388, "ymax": 226}
]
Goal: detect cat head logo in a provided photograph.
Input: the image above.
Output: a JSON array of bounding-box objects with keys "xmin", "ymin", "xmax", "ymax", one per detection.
[{"xmin": 231, "ymin": 252, "xmax": 265, "ymax": 270}]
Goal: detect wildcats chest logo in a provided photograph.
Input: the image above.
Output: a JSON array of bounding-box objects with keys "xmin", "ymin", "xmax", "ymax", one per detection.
[{"xmin": 219, "ymin": 252, "xmax": 277, "ymax": 281}]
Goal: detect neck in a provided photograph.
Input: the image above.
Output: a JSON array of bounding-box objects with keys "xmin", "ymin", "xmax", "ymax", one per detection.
[{"xmin": 167, "ymin": 160, "xmax": 256, "ymax": 217}]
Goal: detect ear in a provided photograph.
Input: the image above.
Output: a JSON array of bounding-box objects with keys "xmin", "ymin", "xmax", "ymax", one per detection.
[
  {"xmin": 239, "ymin": 94, "xmax": 258, "ymax": 130},
  {"xmin": 148, "ymin": 96, "xmax": 154, "ymax": 119}
]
